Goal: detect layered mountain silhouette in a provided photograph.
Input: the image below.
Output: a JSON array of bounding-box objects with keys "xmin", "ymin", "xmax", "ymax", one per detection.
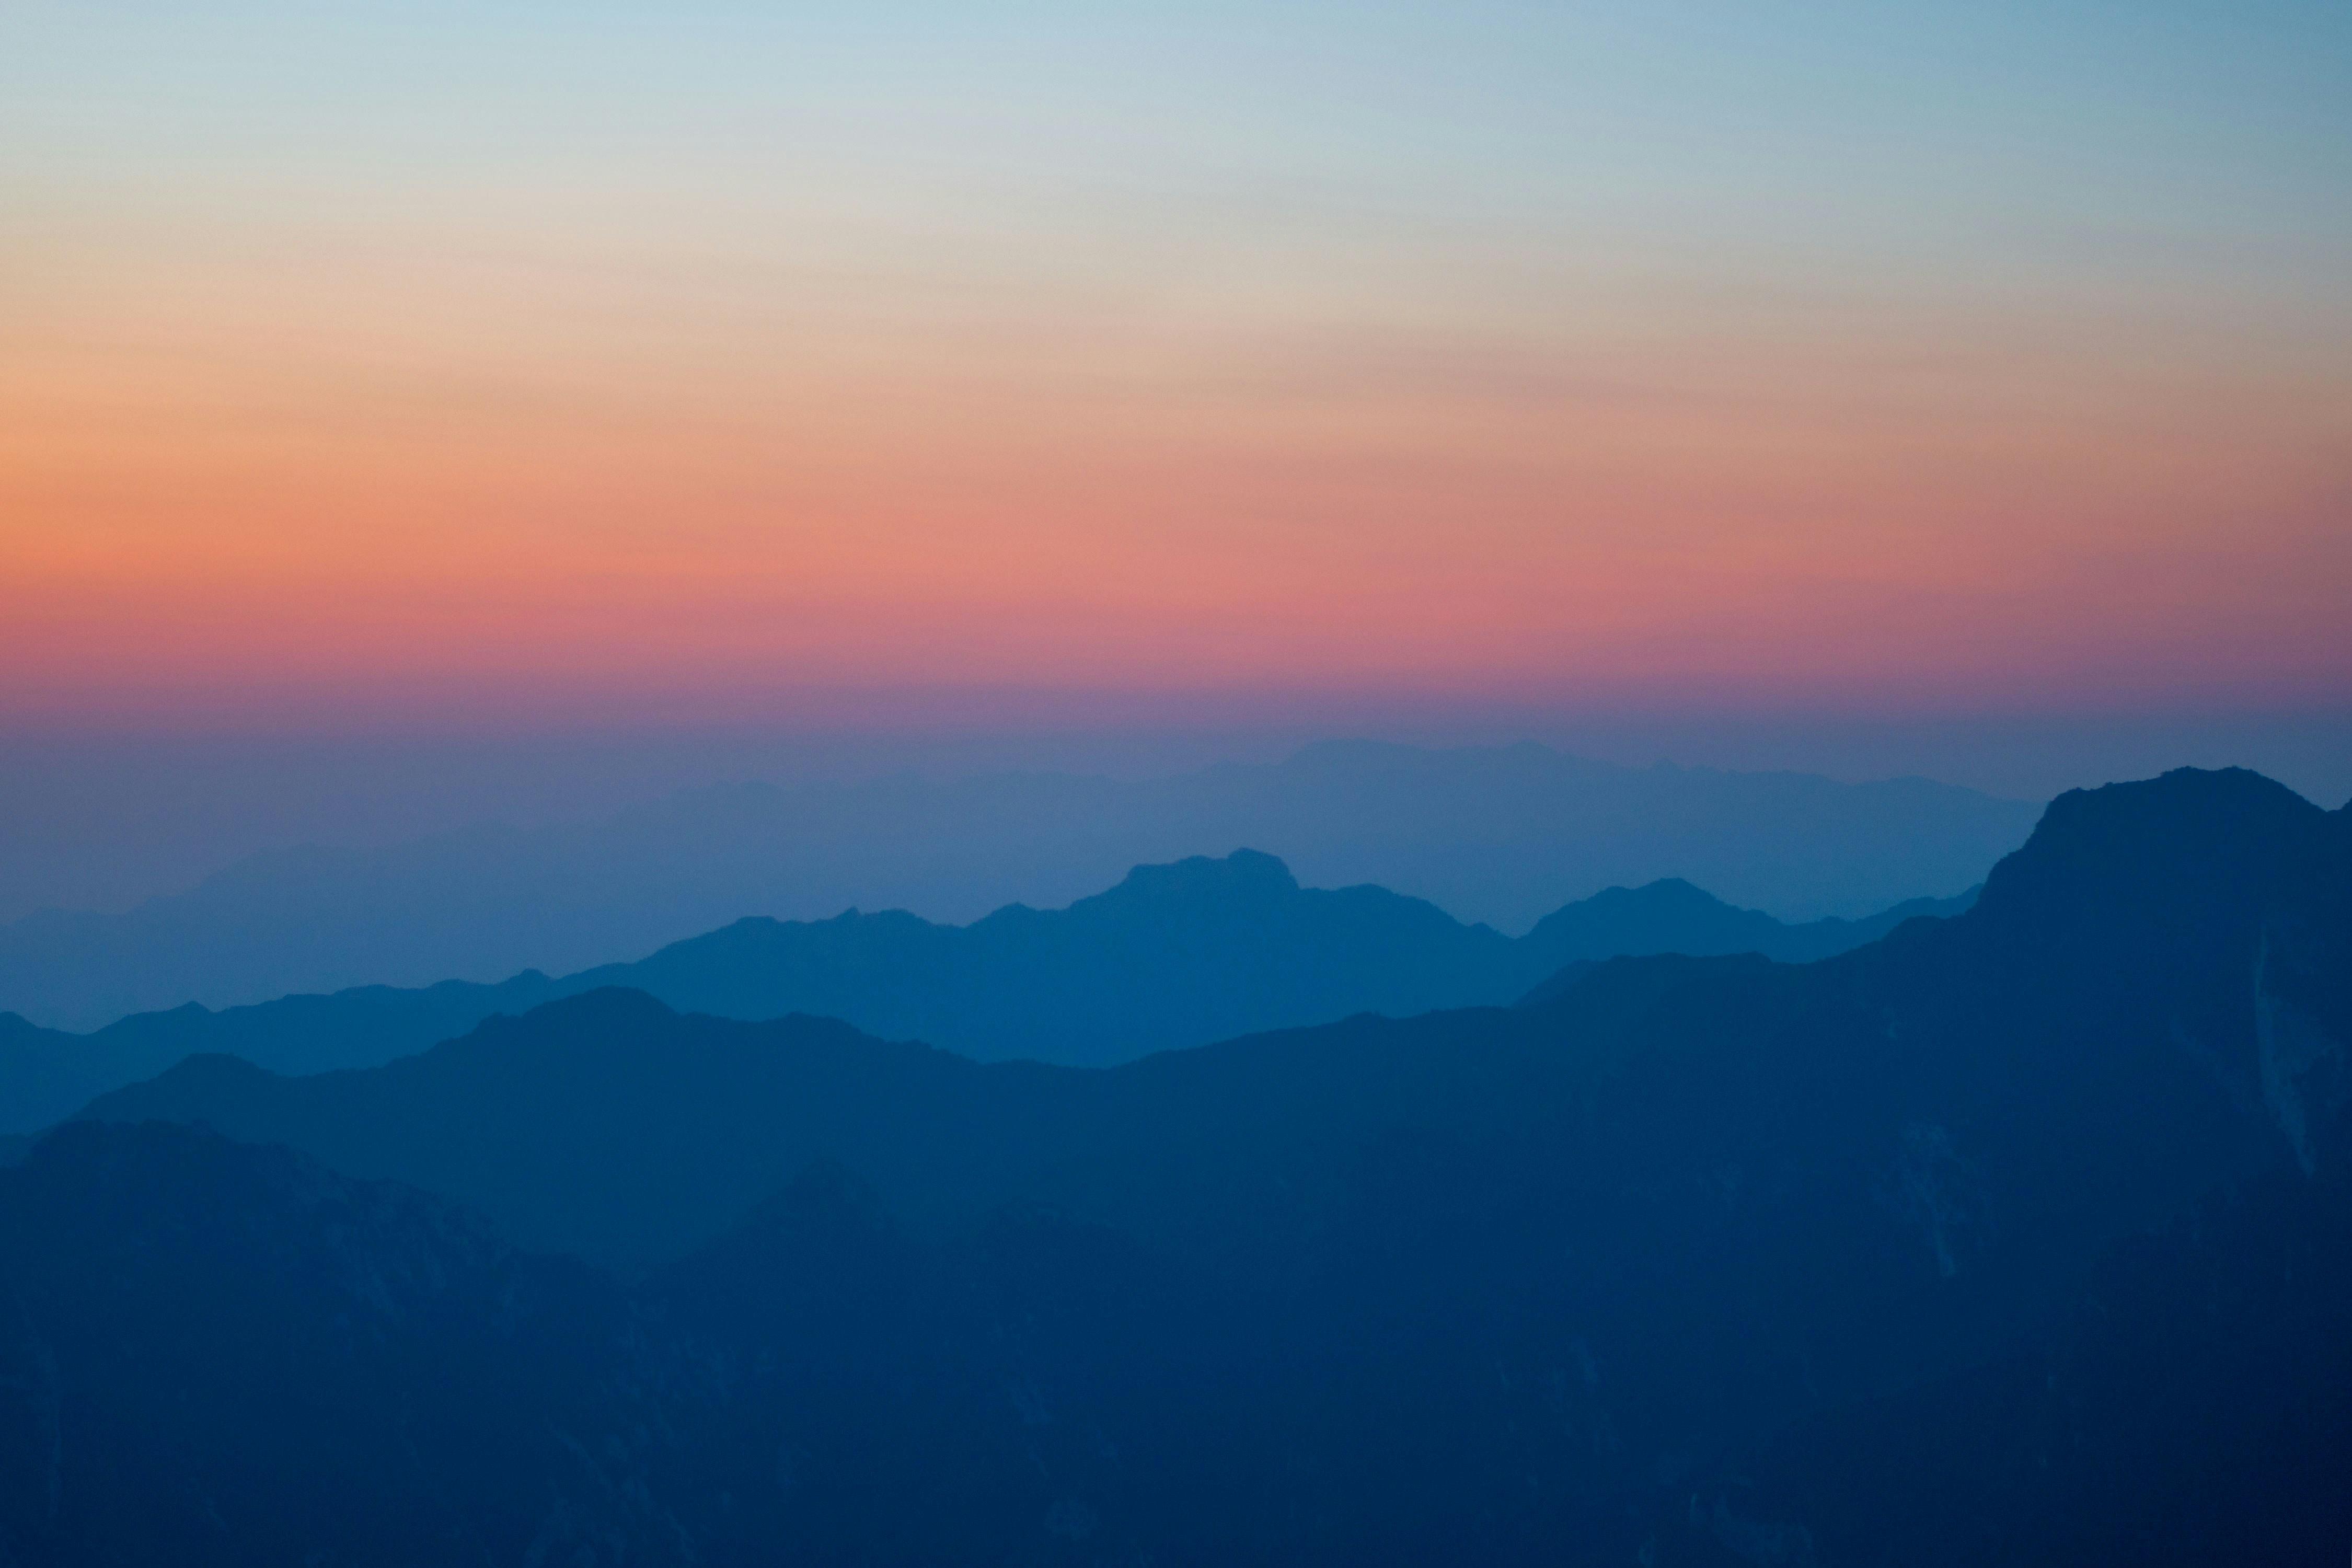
[
  {"xmin": 0, "ymin": 740, "xmax": 2036, "ymax": 1029},
  {"xmin": 5, "ymin": 768, "xmax": 2343, "ymax": 1563},
  {"xmin": 0, "ymin": 859, "xmax": 1970, "ymax": 1132}
]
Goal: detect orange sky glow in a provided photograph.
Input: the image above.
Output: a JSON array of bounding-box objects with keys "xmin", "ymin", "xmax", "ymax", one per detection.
[{"xmin": 5, "ymin": 3, "xmax": 2348, "ymax": 730}]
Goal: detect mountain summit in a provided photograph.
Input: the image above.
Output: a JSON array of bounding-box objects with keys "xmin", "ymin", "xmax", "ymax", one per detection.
[
  {"xmin": 0, "ymin": 742, "xmax": 2034, "ymax": 1030},
  {"xmin": 0, "ymin": 855, "xmax": 1968, "ymax": 1129}
]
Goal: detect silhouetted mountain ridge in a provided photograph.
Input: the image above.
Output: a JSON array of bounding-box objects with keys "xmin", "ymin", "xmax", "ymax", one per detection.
[
  {"xmin": 0, "ymin": 740, "xmax": 2036, "ymax": 1029},
  {"xmin": 10, "ymin": 767, "xmax": 2344, "ymax": 1563},
  {"xmin": 0, "ymin": 856, "xmax": 1971, "ymax": 1131},
  {"xmin": 74, "ymin": 768, "xmax": 2332, "ymax": 1272}
]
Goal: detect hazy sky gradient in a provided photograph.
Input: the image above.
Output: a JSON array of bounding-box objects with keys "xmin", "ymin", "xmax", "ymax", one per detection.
[{"xmin": 6, "ymin": 1, "xmax": 2349, "ymax": 726}]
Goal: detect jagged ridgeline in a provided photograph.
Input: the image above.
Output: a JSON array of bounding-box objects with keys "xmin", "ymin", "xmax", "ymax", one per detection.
[
  {"xmin": 0, "ymin": 742, "xmax": 2038, "ymax": 1033},
  {"xmin": 0, "ymin": 859, "xmax": 1969, "ymax": 1133},
  {"xmin": 0, "ymin": 769, "xmax": 2345, "ymax": 1565}
]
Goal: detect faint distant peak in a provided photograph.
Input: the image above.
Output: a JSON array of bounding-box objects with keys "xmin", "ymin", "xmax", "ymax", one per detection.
[
  {"xmin": 1096, "ymin": 848, "xmax": 1300, "ymax": 903},
  {"xmin": 1577, "ymin": 878, "xmax": 1721, "ymax": 909},
  {"xmin": 1278, "ymin": 737, "xmax": 1597, "ymax": 774}
]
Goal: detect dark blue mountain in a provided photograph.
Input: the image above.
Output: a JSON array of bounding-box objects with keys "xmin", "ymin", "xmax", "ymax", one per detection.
[
  {"xmin": 0, "ymin": 741, "xmax": 2036, "ymax": 1030},
  {"xmin": 0, "ymin": 859, "xmax": 1970, "ymax": 1131},
  {"xmin": 0, "ymin": 1120, "xmax": 677, "ymax": 1565},
  {"xmin": 4, "ymin": 769, "xmax": 2341, "ymax": 1563}
]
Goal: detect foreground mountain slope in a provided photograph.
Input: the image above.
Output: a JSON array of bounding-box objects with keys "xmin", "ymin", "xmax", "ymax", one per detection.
[
  {"xmin": 0, "ymin": 1120, "xmax": 688, "ymax": 1566},
  {"xmin": 0, "ymin": 740, "xmax": 2036, "ymax": 1029},
  {"xmin": 44, "ymin": 768, "xmax": 2346, "ymax": 1563},
  {"xmin": 0, "ymin": 861, "xmax": 1970, "ymax": 1131},
  {"xmin": 0, "ymin": 1122, "xmax": 1217, "ymax": 1567},
  {"xmin": 1652, "ymin": 794, "xmax": 2352, "ymax": 1566},
  {"xmin": 1642, "ymin": 1161, "xmax": 2352, "ymax": 1568}
]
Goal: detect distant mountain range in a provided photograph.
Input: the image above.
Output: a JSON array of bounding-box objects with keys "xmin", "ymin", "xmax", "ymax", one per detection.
[
  {"xmin": 0, "ymin": 740, "xmax": 2037, "ymax": 1030},
  {"xmin": 4, "ymin": 767, "xmax": 2338, "ymax": 1563},
  {"xmin": 0, "ymin": 857, "xmax": 1971, "ymax": 1132}
]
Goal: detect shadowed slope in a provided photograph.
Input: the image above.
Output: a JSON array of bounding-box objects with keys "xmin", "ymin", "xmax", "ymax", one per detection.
[{"xmin": 0, "ymin": 1120, "xmax": 683, "ymax": 1566}]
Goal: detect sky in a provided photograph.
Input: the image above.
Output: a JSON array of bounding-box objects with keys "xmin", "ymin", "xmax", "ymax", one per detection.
[{"xmin": 4, "ymin": 0, "xmax": 2350, "ymax": 733}]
